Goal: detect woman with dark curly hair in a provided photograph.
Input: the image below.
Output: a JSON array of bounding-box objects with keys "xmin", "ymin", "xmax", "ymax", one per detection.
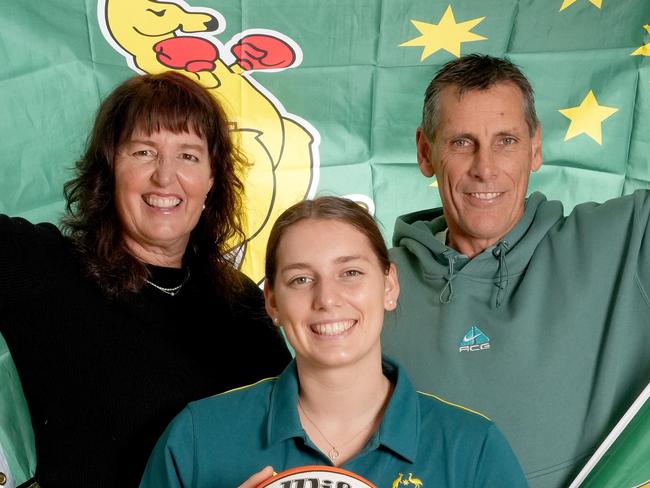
[{"xmin": 0, "ymin": 71, "xmax": 291, "ymax": 488}]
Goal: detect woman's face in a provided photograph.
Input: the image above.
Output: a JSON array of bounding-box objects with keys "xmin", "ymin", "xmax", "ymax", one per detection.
[
  {"xmin": 265, "ymin": 218, "xmax": 399, "ymax": 370},
  {"xmin": 114, "ymin": 127, "xmax": 214, "ymax": 259}
]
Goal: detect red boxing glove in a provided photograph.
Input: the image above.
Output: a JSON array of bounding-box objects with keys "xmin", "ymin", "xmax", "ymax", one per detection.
[
  {"xmin": 231, "ymin": 34, "xmax": 296, "ymax": 71},
  {"xmin": 154, "ymin": 37, "xmax": 219, "ymax": 73}
]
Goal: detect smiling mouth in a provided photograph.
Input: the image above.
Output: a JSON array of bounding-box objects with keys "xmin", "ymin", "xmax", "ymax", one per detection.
[
  {"xmin": 143, "ymin": 195, "xmax": 182, "ymax": 209},
  {"xmin": 310, "ymin": 320, "xmax": 357, "ymax": 336},
  {"xmin": 468, "ymin": 192, "xmax": 503, "ymax": 200}
]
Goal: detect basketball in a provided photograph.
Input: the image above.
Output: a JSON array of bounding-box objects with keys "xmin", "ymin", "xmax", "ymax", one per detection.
[{"xmin": 257, "ymin": 465, "xmax": 377, "ymax": 488}]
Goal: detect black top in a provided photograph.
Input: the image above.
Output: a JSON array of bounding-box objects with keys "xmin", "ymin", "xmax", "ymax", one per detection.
[{"xmin": 0, "ymin": 215, "xmax": 292, "ymax": 487}]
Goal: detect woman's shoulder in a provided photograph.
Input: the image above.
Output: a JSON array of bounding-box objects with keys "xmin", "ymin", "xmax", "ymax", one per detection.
[
  {"xmin": 0, "ymin": 215, "xmax": 74, "ymax": 273},
  {"xmin": 223, "ymin": 271, "xmax": 273, "ymax": 326},
  {"xmin": 416, "ymin": 390, "xmax": 494, "ymax": 432},
  {"xmin": 0, "ymin": 215, "xmax": 79, "ymax": 303},
  {"xmin": 186, "ymin": 376, "xmax": 278, "ymax": 422},
  {"xmin": 231, "ymin": 270, "xmax": 264, "ymax": 301},
  {"xmin": 414, "ymin": 392, "xmax": 526, "ymax": 486},
  {"xmin": 1, "ymin": 215, "xmax": 67, "ymax": 246}
]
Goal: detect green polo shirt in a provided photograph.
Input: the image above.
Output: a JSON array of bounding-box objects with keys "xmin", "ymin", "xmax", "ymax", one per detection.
[{"xmin": 140, "ymin": 358, "xmax": 526, "ymax": 487}]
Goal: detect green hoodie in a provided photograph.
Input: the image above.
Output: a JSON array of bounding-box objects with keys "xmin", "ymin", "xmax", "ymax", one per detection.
[{"xmin": 382, "ymin": 191, "xmax": 650, "ymax": 488}]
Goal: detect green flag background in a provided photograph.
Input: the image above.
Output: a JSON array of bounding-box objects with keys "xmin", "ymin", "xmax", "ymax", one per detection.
[
  {"xmin": 570, "ymin": 383, "xmax": 650, "ymax": 488},
  {"xmin": 1, "ymin": 0, "xmax": 649, "ymax": 268},
  {"xmin": 0, "ymin": 0, "xmax": 649, "ymax": 484}
]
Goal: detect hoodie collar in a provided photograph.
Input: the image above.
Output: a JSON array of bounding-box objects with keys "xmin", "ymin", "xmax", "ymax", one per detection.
[
  {"xmin": 392, "ymin": 193, "xmax": 560, "ymax": 307},
  {"xmin": 393, "ymin": 192, "xmax": 553, "ymax": 272}
]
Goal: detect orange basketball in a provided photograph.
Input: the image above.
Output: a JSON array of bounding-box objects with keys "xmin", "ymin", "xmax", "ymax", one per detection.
[{"xmin": 257, "ymin": 465, "xmax": 377, "ymax": 488}]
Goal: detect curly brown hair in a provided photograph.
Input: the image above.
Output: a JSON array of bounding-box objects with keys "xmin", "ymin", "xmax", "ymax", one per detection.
[{"xmin": 62, "ymin": 71, "xmax": 247, "ymax": 297}]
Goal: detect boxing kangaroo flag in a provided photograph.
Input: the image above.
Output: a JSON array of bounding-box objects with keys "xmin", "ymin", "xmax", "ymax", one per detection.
[
  {"xmin": 1, "ymin": 0, "xmax": 650, "ymax": 251},
  {"xmin": 569, "ymin": 383, "xmax": 650, "ymax": 488}
]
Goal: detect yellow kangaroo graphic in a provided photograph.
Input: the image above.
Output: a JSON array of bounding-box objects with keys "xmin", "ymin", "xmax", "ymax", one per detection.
[
  {"xmin": 407, "ymin": 472, "xmax": 423, "ymax": 488},
  {"xmin": 99, "ymin": 0, "xmax": 319, "ymax": 283}
]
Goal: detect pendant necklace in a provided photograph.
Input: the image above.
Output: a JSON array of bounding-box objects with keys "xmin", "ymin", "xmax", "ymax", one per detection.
[
  {"xmin": 297, "ymin": 399, "xmax": 377, "ymax": 462},
  {"xmin": 145, "ymin": 269, "xmax": 190, "ymax": 296}
]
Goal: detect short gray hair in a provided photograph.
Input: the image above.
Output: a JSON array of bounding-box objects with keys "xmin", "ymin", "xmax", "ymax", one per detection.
[{"xmin": 421, "ymin": 54, "xmax": 539, "ymax": 140}]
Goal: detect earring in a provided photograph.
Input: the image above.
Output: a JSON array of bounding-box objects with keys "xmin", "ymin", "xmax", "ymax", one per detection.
[
  {"xmin": 273, "ymin": 317, "xmax": 280, "ymax": 326},
  {"xmin": 387, "ymin": 299, "xmax": 394, "ymax": 305}
]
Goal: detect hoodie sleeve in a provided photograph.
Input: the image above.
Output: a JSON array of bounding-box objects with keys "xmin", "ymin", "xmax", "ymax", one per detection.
[{"xmin": 633, "ymin": 190, "xmax": 650, "ymax": 309}]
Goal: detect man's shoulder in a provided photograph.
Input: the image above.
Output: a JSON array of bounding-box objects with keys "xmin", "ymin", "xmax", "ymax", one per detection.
[
  {"xmin": 390, "ymin": 206, "xmax": 446, "ymax": 251},
  {"xmin": 569, "ymin": 189, "xmax": 649, "ymax": 217},
  {"xmin": 397, "ymin": 207, "xmax": 444, "ymax": 225}
]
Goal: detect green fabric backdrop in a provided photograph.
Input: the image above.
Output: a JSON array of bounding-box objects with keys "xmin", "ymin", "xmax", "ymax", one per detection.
[
  {"xmin": 1, "ymin": 0, "xmax": 648, "ymax": 242},
  {"xmin": 0, "ymin": 1, "xmax": 648, "ymax": 486}
]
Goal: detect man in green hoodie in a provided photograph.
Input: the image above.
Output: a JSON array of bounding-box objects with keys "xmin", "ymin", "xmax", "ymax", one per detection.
[{"xmin": 382, "ymin": 54, "xmax": 650, "ymax": 488}]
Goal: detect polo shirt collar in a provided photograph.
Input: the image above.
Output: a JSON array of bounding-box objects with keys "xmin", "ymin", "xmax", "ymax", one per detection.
[
  {"xmin": 375, "ymin": 356, "xmax": 418, "ymax": 463},
  {"xmin": 266, "ymin": 357, "xmax": 419, "ymax": 463},
  {"xmin": 267, "ymin": 360, "xmax": 305, "ymax": 445}
]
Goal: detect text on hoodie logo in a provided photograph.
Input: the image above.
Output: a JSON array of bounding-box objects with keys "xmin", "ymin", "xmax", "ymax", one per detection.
[{"xmin": 459, "ymin": 326, "xmax": 490, "ymax": 352}]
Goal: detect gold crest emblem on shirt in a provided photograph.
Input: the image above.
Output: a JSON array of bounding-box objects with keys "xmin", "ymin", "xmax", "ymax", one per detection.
[{"xmin": 392, "ymin": 472, "xmax": 423, "ymax": 488}]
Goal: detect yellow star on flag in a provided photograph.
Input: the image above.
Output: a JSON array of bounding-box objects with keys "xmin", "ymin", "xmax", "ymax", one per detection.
[
  {"xmin": 558, "ymin": 90, "xmax": 618, "ymax": 145},
  {"xmin": 631, "ymin": 25, "xmax": 650, "ymax": 56},
  {"xmin": 560, "ymin": 0, "xmax": 602, "ymax": 11},
  {"xmin": 400, "ymin": 5, "xmax": 486, "ymax": 60}
]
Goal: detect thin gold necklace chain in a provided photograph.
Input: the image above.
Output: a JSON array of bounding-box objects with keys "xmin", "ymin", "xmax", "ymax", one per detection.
[{"xmin": 297, "ymin": 399, "xmax": 378, "ymax": 461}]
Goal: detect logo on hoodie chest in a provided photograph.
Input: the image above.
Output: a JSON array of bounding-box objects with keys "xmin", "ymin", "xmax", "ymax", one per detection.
[{"xmin": 459, "ymin": 326, "xmax": 490, "ymax": 352}]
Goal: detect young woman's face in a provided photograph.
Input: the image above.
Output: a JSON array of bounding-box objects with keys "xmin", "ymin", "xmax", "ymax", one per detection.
[{"xmin": 265, "ymin": 218, "xmax": 399, "ymax": 370}]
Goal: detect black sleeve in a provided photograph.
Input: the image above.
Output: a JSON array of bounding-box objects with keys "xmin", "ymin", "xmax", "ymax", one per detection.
[
  {"xmin": 0, "ymin": 215, "xmax": 64, "ymax": 308},
  {"xmin": 229, "ymin": 272, "xmax": 292, "ymax": 379}
]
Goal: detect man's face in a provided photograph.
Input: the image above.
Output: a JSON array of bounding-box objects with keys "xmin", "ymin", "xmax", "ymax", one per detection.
[{"xmin": 417, "ymin": 82, "xmax": 542, "ymax": 257}]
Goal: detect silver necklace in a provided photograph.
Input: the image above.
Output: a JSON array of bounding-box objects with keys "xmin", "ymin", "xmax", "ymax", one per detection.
[
  {"xmin": 297, "ymin": 400, "xmax": 377, "ymax": 461},
  {"xmin": 145, "ymin": 269, "xmax": 190, "ymax": 296}
]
